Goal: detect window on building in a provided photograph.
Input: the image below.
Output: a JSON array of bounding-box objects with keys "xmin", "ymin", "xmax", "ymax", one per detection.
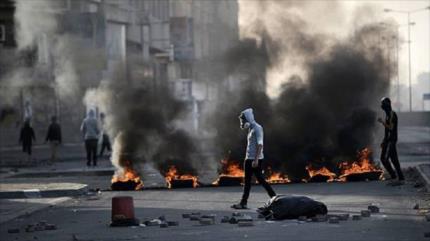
[{"xmin": 0, "ymin": 25, "xmax": 5, "ymax": 42}]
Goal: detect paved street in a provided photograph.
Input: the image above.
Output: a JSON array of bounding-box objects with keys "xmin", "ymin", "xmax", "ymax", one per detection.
[{"xmin": 1, "ymin": 181, "xmax": 429, "ymax": 241}]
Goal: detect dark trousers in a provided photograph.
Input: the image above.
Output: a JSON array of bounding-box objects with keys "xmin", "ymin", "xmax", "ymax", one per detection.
[
  {"xmin": 99, "ymin": 134, "xmax": 111, "ymax": 156},
  {"xmin": 380, "ymin": 142, "xmax": 404, "ymax": 180},
  {"xmin": 22, "ymin": 144, "xmax": 32, "ymax": 155},
  {"xmin": 85, "ymin": 139, "xmax": 98, "ymax": 165},
  {"xmin": 240, "ymin": 159, "xmax": 276, "ymax": 205}
]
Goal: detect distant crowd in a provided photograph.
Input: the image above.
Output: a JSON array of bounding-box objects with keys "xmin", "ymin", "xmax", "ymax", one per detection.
[{"xmin": 19, "ymin": 110, "xmax": 111, "ymax": 166}]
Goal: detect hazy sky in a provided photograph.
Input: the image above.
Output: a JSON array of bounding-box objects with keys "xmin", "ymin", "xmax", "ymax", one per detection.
[
  {"xmin": 349, "ymin": 0, "xmax": 429, "ymax": 86},
  {"xmin": 239, "ymin": 0, "xmax": 429, "ymax": 87}
]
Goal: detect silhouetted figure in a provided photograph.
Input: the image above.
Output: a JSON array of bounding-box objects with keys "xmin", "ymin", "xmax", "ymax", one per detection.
[
  {"xmin": 231, "ymin": 108, "xmax": 276, "ymax": 209},
  {"xmin": 45, "ymin": 115, "xmax": 62, "ymax": 164},
  {"xmin": 19, "ymin": 119, "xmax": 35, "ymax": 161},
  {"xmin": 378, "ymin": 97, "xmax": 404, "ymax": 184},
  {"xmin": 80, "ymin": 110, "xmax": 99, "ymax": 167},
  {"xmin": 99, "ymin": 113, "xmax": 111, "ymax": 158}
]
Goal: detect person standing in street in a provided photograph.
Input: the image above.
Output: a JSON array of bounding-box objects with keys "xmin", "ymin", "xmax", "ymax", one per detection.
[
  {"xmin": 231, "ymin": 108, "xmax": 277, "ymax": 209},
  {"xmin": 99, "ymin": 112, "xmax": 111, "ymax": 158},
  {"xmin": 80, "ymin": 110, "xmax": 99, "ymax": 167},
  {"xmin": 45, "ymin": 115, "xmax": 62, "ymax": 165},
  {"xmin": 19, "ymin": 119, "xmax": 36, "ymax": 162},
  {"xmin": 377, "ymin": 97, "xmax": 405, "ymax": 185}
]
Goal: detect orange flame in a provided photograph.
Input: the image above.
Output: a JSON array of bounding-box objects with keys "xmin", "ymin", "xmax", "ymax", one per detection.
[
  {"xmin": 111, "ymin": 161, "xmax": 144, "ymax": 190},
  {"xmin": 267, "ymin": 172, "xmax": 291, "ymax": 184},
  {"xmin": 212, "ymin": 159, "xmax": 245, "ymax": 185},
  {"xmin": 305, "ymin": 165, "xmax": 337, "ymax": 182},
  {"xmin": 338, "ymin": 148, "xmax": 383, "ymax": 181},
  {"xmin": 164, "ymin": 165, "xmax": 199, "ymax": 188}
]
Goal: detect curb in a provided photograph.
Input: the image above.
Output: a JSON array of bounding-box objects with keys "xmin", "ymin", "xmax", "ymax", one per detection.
[
  {"xmin": 415, "ymin": 164, "xmax": 430, "ymax": 192},
  {"xmin": 0, "ymin": 184, "xmax": 88, "ymax": 199}
]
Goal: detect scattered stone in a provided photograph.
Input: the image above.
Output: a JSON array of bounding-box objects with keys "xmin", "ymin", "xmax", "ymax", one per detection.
[
  {"xmin": 232, "ymin": 212, "xmax": 242, "ymax": 217},
  {"xmin": 145, "ymin": 220, "xmax": 161, "ymax": 226},
  {"xmin": 229, "ymin": 217, "xmax": 239, "ymax": 224},
  {"xmin": 298, "ymin": 216, "xmax": 307, "ymax": 222},
  {"xmin": 201, "ymin": 214, "xmax": 216, "ymax": 221},
  {"xmin": 352, "ymin": 215, "xmax": 361, "ymax": 221},
  {"xmin": 312, "ymin": 214, "xmax": 327, "ymax": 222},
  {"xmin": 159, "ymin": 222, "xmax": 168, "ymax": 228},
  {"xmin": 413, "ymin": 204, "xmax": 419, "ymax": 210},
  {"xmin": 361, "ymin": 210, "xmax": 371, "ymax": 217},
  {"xmin": 25, "ymin": 225, "xmax": 35, "ymax": 233},
  {"xmin": 191, "ymin": 212, "xmax": 201, "ymax": 216},
  {"xmin": 44, "ymin": 224, "xmax": 57, "ymax": 230},
  {"xmin": 182, "ymin": 214, "xmax": 190, "ymax": 219},
  {"xmin": 368, "ymin": 205, "xmax": 380, "ymax": 213},
  {"xmin": 238, "ymin": 220, "xmax": 254, "ymax": 227},
  {"xmin": 189, "ymin": 215, "xmax": 200, "ymax": 221},
  {"xmin": 34, "ymin": 226, "xmax": 45, "ymax": 232},
  {"xmin": 199, "ymin": 218, "xmax": 214, "ymax": 225},
  {"xmin": 8, "ymin": 228, "xmax": 20, "ymax": 233},
  {"xmin": 221, "ymin": 216, "xmax": 230, "ymax": 223},
  {"xmin": 328, "ymin": 217, "xmax": 340, "ymax": 224},
  {"xmin": 167, "ymin": 221, "xmax": 179, "ymax": 226},
  {"xmin": 337, "ymin": 214, "xmax": 349, "ymax": 221}
]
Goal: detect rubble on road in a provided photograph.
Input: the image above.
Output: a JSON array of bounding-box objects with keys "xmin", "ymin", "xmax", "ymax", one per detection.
[
  {"xmin": 328, "ymin": 217, "xmax": 340, "ymax": 224},
  {"xmin": 352, "ymin": 215, "xmax": 361, "ymax": 221},
  {"xmin": 368, "ymin": 205, "xmax": 380, "ymax": 213},
  {"xmin": 199, "ymin": 218, "xmax": 215, "ymax": 225},
  {"xmin": 7, "ymin": 228, "xmax": 20, "ymax": 233},
  {"xmin": 361, "ymin": 210, "xmax": 371, "ymax": 217}
]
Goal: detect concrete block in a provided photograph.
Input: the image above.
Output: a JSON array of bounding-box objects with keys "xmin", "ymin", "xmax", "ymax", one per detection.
[
  {"xmin": 189, "ymin": 215, "xmax": 201, "ymax": 221},
  {"xmin": 361, "ymin": 210, "xmax": 371, "ymax": 217},
  {"xmin": 229, "ymin": 217, "xmax": 239, "ymax": 224},
  {"xmin": 368, "ymin": 205, "xmax": 380, "ymax": 213},
  {"xmin": 238, "ymin": 220, "xmax": 254, "ymax": 227},
  {"xmin": 201, "ymin": 214, "xmax": 216, "ymax": 221},
  {"xmin": 25, "ymin": 225, "xmax": 35, "ymax": 233},
  {"xmin": 44, "ymin": 224, "xmax": 57, "ymax": 230},
  {"xmin": 145, "ymin": 220, "xmax": 161, "ymax": 226},
  {"xmin": 8, "ymin": 228, "xmax": 20, "ymax": 233},
  {"xmin": 352, "ymin": 215, "xmax": 361, "ymax": 221},
  {"xmin": 221, "ymin": 216, "xmax": 230, "ymax": 223},
  {"xmin": 338, "ymin": 214, "xmax": 349, "ymax": 221},
  {"xmin": 199, "ymin": 218, "xmax": 214, "ymax": 225},
  {"xmin": 167, "ymin": 221, "xmax": 179, "ymax": 226},
  {"xmin": 328, "ymin": 217, "xmax": 340, "ymax": 224},
  {"xmin": 312, "ymin": 214, "xmax": 327, "ymax": 222}
]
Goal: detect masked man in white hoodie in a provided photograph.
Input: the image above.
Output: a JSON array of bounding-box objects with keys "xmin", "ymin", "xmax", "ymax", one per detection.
[
  {"xmin": 80, "ymin": 110, "xmax": 100, "ymax": 167},
  {"xmin": 231, "ymin": 108, "xmax": 277, "ymax": 209}
]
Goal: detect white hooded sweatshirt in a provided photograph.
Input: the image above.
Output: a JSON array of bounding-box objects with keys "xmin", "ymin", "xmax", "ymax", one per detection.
[{"xmin": 241, "ymin": 108, "xmax": 264, "ymax": 160}]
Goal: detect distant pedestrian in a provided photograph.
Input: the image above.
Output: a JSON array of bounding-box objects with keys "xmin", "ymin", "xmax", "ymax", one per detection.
[
  {"xmin": 80, "ymin": 110, "xmax": 100, "ymax": 167},
  {"xmin": 45, "ymin": 115, "xmax": 62, "ymax": 165},
  {"xmin": 19, "ymin": 119, "xmax": 36, "ymax": 161},
  {"xmin": 99, "ymin": 112, "xmax": 111, "ymax": 158},
  {"xmin": 231, "ymin": 108, "xmax": 276, "ymax": 209},
  {"xmin": 377, "ymin": 97, "xmax": 404, "ymax": 185}
]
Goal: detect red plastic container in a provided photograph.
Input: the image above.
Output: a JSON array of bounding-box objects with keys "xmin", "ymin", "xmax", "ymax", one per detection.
[{"xmin": 111, "ymin": 196, "xmax": 139, "ymax": 226}]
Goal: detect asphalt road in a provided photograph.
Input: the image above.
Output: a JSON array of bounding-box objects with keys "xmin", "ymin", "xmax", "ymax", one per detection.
[{"xmin": 1, "ymin": 181, "xmax": 429, "ymax": 241}]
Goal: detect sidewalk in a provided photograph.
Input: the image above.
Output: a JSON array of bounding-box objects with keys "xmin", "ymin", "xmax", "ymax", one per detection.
[{"xmin": 416, "ymin": 164, "xmax": 430, "ymax": 192}]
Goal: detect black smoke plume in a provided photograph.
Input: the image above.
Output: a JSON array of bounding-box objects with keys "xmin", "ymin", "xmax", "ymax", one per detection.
[{"xmin": 212, "ymin": 21, "xmax": 394, "ymax": 179}]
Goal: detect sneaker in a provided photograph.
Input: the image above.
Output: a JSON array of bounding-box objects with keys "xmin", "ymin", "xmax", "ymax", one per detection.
[{"xmin": 231, "ymin": 203, "xmax": 248, "ymax": 209}]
